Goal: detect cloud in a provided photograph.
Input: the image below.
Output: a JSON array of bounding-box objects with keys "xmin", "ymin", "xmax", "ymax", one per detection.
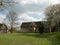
[
  {"xmin": 0, "ymin": 14, "xmax": 6, "ymax": 19},
  {"xmin": 20, "ymin": 0, "xmax": 38, "ymax": 5},
  {"xmin": 18, "ymin": 12, "xmax": 45, "ymax": 22},
  {"xmin": 50, "ymin": 0, "xmax": 60, "ymax": 4},
  {"xmin": 19, "ymin": 0, "xmax": 50, "ymax": 12},
  {"xmin": 19, "ymin": 0, "xmax": 60, "ymax": 5},
  {"xmin": 1, "ymin": 0, "xmax": 60, "ymax": 23},
  {"xmin": 17, "ymin": 0, "xmax": 60, "ymax": 22},
  {"xmin": 20, "ymin": 0, "xmax": 50, "ymax": 5},
  {"xmin": 0, "ymin": 14, "xmax": 6, "ymax": 23},
  {"xmin": 13, "ymin": 0, "xmax": 60, "ymax": 14},
  {"xmin": 19, "ymin": 13, "xmax": 37, "ymax": 21}
]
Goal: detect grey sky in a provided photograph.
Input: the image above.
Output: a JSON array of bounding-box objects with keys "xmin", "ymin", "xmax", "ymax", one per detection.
[{"xmin": 0, "ymin": 0, "xmax": 60, "ymax": 23}]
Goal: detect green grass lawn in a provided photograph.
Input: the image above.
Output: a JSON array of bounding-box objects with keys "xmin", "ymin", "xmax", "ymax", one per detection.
[{"xmin": 0, "ymin": 33, "xmax": 59, "ymax": 45}]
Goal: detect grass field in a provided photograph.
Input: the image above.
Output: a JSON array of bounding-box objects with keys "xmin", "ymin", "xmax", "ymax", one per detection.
[{"xmin": 0, "ymin": 33, "xmax": 59, "ymax": 45}]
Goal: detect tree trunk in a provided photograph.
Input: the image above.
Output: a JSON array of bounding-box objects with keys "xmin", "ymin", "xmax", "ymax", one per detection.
[
  {"xmin": 10, "ymin": 28, "xmax": 13, "ymax": 33},
  {"xmin": 50, "ymin": 27, "xmax": 51, "ymax": 33},
  {"xmin": 10, "ymin": 22, "xmax": 13, "ymax": 33}
]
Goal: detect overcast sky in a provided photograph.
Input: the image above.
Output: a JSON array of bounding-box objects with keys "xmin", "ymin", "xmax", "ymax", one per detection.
[{"xmin": 0, "ymin": 0, "xmax": 60, "ymax": 23}]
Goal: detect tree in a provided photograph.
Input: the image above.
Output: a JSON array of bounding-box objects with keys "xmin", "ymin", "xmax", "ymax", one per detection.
[
  {"xmin": 0, "ymin": 0, "xmax": 19, "ymax": 33},
  {"xmin": 38, "ymin": 22, "xmax": 44, "ymax": 34},
  {"xmin": 45, "ymin": 4, "xmax": 60, "ymax": 32},
  {"xmin": 6, "ymin": 10, "xmax": 19, "ymax": 33}
]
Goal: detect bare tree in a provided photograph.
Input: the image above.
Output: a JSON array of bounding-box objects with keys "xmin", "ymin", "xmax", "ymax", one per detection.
[
  {"xmin": 6, "ymin": 10, "xmax": 19, "ymax": 33},
  {"xmin": 0, "ymin": 0, "xmax": 19, "ymax": 33}
]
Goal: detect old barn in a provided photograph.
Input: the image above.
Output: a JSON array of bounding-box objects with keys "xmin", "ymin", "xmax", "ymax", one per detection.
[{"xmin": 20, "ymin": 21, "xmax": 50, "ymax": 33}]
